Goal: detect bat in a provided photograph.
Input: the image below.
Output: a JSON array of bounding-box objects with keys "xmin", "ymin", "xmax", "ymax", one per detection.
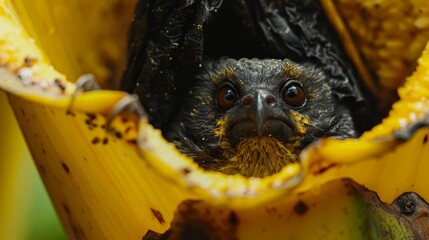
[
  {"xmin": 166, "ymin": 57, "xmax": 355, "ymax": 177},
  {"xmin": 121, "ymin": 0, "xmax": 377, "ymax": 177}
]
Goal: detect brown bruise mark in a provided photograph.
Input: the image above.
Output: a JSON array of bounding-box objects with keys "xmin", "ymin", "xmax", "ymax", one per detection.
[
  {"xmin": 162, "ymin": 200, "xmax": 239, "ymax": 240},
  {"xmin": 71, "ymin": 224, "xmax": 86, "ymax": 239},
  {"xmin": 91, "ymin": 137, "xmax": 100, "ymax": 144},
  {"xmin": 294, "ymin": 200, "xmax": 309, "ymax": 216},
  {"xmin": 49, "ymin": 108, "xmax": 56, "ymax": 115},
  {"xmin": 151, "ymin": 208, "xmax": 165, "ymax": 225},
  {"xmin": 121, "ymin": 116, "xmax": 129, "ymax": 123},
  {"xmin": 54, "ymin": 78, "xmax": 66, "ymax": 92},
  {"xmin": 228, "ymin": 211, "xmax": 239, "ymax": 226},
  {"xmin": 86, "ymin": 113, "xmax": 97, "ymax": 120},
  {"xmin": 20, "ymin": 108, "xmax": 25, "ymax": 116},
  {"xmin": 424, "ymin": 135, "xmax": 428, "ymax": 145},
  {"xmin": 115, "ymin": 131, "xmax": 123, "ymax": 139},
  {"xmin": 88, "ymin": 222, "xmax": 93, "ymax": 231},
  {"xmin": 181, "ymin": 167, "xmax": 192, "ymax": 175},
  {"xmin": 84, "ymin": 113, "xmax": 99, "ymax": 130},
  {"xmin": 63, "ymin": 203, "xmax": 71, "ymax": 215},
  {"xmin": 38, "ymin": 163, "xmax": 46, "ymax": 175},
  {"xmin": 265, "ymin": 206, "xmax": 277, "ymax": 214},
  {"xmin": 24, "ymin": 57, "xmax": 37, "ymax": 67},
  {"xmin": 85, "ymin": 118, "xmax": 98, "ymax": 130},
  {"xmin": 61, "ymin": 162, "xmax": 70, "ymax": 174},
  {"xmin": 66, "ymin": 109, "xmax": 76, "ymax": 117},
  {"xmin": 342, "ymin": 179, "xmax": 357, "ymax": 196},
  {"xmin": 142, "ymin": 230, "xmax": 171, "ymax": 240},
  {"xmin": 102, "ymin": 137, "xmax": 109, "ymax": 145},
  {"xmin": 126, "ymin": 139, "xmax": 137, "ymax": 144},
  {"xmin": 310, "ymin": 160, "xmax": 338, "ymax": 175}
]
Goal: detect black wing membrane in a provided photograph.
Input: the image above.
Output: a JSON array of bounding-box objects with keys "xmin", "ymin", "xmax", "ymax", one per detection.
[
  {"xmin": 121, "ymin": 0, "xmax": 223, "ymax": 128},
  {"xmin": 121, "ymin": 0, "xmax": 377, "ymax": 132}
]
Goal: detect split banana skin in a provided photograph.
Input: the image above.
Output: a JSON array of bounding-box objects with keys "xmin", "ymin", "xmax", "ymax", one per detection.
[{"xmin": 1, "ymin": 0, "xmax": 429, "ymax": 239}]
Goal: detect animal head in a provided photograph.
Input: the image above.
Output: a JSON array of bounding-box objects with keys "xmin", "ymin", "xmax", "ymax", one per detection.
[{"xmin": 169, "ymin": 58, "xmax": 355, "ymax": 177}]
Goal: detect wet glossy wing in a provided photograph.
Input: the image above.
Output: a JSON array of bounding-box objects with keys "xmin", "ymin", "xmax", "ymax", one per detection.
[{"xmin": 121, "ymin": 0, "xmax": 222, "ymax": 129}]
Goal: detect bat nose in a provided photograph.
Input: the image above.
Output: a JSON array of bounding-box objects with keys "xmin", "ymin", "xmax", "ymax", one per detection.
[
  {"xmin": 242, "ymin": 90, "xmax": 278, "ymax": 136},
  {"xmin": 227, "ymin": 89, "xmax": 295, "ymax": 147},
  {"xmin": 242, "ymin": 90, "xmax": 277, "ymax": 107}
]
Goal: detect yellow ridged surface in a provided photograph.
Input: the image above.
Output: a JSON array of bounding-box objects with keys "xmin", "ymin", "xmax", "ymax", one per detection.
[
  {"xmin": 1, "ymin": 0, "xmax": 429, "ymax": 239},
  {"xmin": 7, "ymin": 92, "xmax": 201, "ymax": 239},
  {"xmin": 329, "ymin": 0, "xmax": 429, "ymax": 109},
  {"xmin": 8, "ymin": 0, "xmax": 137, "ymax": 88},
  {"xmin": 0, "ymin": 91, "xmax": 31, "ymax": 240},
  {"xmin": 300, "ymin": 127, "xmax": 429, "ymax": 204},
  {"xmin": 362, "ymin": 43, "xmax": 429, "ymax": 139}
]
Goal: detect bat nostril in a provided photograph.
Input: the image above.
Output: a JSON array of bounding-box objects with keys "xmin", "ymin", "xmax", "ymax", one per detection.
[
  {"xmin": 265, "ymin": 95, "xmax": 276, "ymax": 105},
  {"xmin": 242, "ymin": 95, "xmax": 253, "ymax": 105}
]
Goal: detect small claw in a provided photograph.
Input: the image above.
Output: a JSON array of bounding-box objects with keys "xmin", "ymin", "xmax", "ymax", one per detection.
[
  {"xmin": 106, "ymin": 94, "xmax": 147, "ymax": 131},
  {"xmin": 395, "ymin": 112, "xmax": 429, "ymax": 140},
  {"xmin": 67, "ymin": 74, "xmax": 101, "ymax": 114},
  {"xmin": 75, "ymin": 74, "xmax": 101, "ymax": 91}
]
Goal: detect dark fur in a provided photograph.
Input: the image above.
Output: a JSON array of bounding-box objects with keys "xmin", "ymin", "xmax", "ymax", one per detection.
[{"xmin": 166, "ymin": 58, "xmax": 355, "ymax": 176}]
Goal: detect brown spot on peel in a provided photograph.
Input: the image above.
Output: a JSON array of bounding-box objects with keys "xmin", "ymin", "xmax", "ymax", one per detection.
[
  {"xmin": 151, "ymin": 208, "xmax": 165, "ymax": 224},
  {"xmin": 181, "ymin": 167, "xmax": 192, "ymax": 175},
  {"xmin": 228, "ymin": 211, "xmax": 239, "ymax": 226},
  {"xmin": 294, "ymin": 200, "xmax": 309, "ymax": 215},
  {"xmin": 115, "ymin": 131, "xmax": 123, "ymax": 139},
  {"xmin": 66, "ymin": 110, "xmax": 76, "ymax": 116},
  {"xmin": 54, "ymin": 78, "xmax": 66, "ymax": 92},
  {"xmin": 91, "ymin": 137, "xmax": 100, "ymax": 144},
  {"xmin": 163, "ymin": 200, "xmax": 239, "ymax": 239},
  {"xmin": 143, "ymin": 230, "xmax": 171, "ymax": 240},
  {"xmin": 61, "ymin": 162, "xmax": 70, "ymax": 174},
  {"xmin": 312, "ymin": 162, "xmax": 338, "ymax": 175},
  {"xmin": 63, "ymin": 203, "xmax": 71, "ymax": 214}
]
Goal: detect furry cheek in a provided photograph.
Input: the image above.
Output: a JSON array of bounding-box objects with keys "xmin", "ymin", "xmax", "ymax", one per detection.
[
  {"xmin": 214, "ymin": 117, "xmax": 228, "ymax": 139},
  {"xmin": 289, "ymin": 111, "xmax": 310, "ymax": 135}
]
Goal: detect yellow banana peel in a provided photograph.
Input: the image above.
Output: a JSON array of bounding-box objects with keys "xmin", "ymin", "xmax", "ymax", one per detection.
[
  {"xmin": 1, "ymin": 0, "xmax": 429, "ymax": 239},
  {"xmin": 323, "ymin": 0, "xmax": 429, "ymax": 111},
  {"xmin": 0, "ymin": 91, "xmax": 31, "ymax": 240},
  {"xmin": 8, "ymin": 0, "xmax": 137, "ymax": 88}
]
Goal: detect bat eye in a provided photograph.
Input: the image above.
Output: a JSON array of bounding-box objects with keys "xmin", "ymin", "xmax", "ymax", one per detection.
[
  {"xmin": 216, "ymin": 82, "xmax": 238, "ymax": 110},
  {"xmin": 281, "ymin": 80, "xmax": 306, "ymax": 108}
]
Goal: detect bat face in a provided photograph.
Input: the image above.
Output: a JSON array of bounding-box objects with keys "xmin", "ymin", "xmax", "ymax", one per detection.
[{"xmin": 167, "ymin": 58, "xmax": 355, "ymax": 177}]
